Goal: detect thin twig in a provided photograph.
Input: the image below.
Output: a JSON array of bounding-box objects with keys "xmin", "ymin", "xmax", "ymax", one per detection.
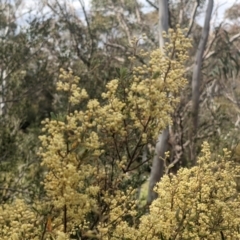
[{"xmin": 146, "ymin": 0, "xmax": 158, "ymax": 10}]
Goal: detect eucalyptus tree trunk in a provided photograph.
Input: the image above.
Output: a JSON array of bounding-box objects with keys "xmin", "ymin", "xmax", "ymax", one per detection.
[
  {"xmin": 191, "ymin": 0, "xmax": 213, "ymax": 164},
  {"xmin": 147, "ymin": 0, "xmax": 169, "ymax": 205}
]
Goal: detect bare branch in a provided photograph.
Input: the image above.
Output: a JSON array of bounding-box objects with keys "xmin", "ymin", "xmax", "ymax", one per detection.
[
  {"xmin": 78, "ymin": 0, "xmax": 94, "ymax": 57},
  {"xmin": 203, "ymin": 21, "xmax": 223, "ymax": 59},
  {"xmin": 116, "ymin": 11, "xmax": 133, "ymax": 46},
  {"xmin": 230, "ymin": 32, "xmax": 240, "ymax": 42},
  {"xmin": 104, "ymin": 42, "xmax": 146, "ymax": 64},
  {"xmin": 134, "ymin": 0, "xmax": 142, "ymax": 24},
  {"xmin": 178, "ymin": 0, "xmax": 184, "ymax": 26},
  {"xmin": 191, "ymin": 0, "xmax": 213, "ymax": 164},
  {"xmin": 204, "ymin": 31, "xmax": 240, "ymax": 60},
  {"xmin": 104, "ymin": 42, "xmax": 128, "ymax": 52},
  {"xmin": 146, "ymin": 0, "xmax": 158, "ymax": 10},
  {"xmin": 186, "ymin": 0, "xmax": 200, "ymax": 37}
]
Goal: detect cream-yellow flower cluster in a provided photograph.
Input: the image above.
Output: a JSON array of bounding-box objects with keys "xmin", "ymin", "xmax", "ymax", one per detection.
[
  {"xmin": 0, "ymin": 199, "xmax": 41, "ymax": 239},
  {"xmin": 5, "ymin": 28, "xmax": 240, "ymax": 240},
  {"xmin": 37, "ymin": 28, "xmax": 191, "ymax": 239},
  {"xmin": 57, "ymin": 69, "xmax": 88, "ymax": 106},
  {"xmin": 117, "ymin": 142, "xmax": 240, "ymax": 240}
]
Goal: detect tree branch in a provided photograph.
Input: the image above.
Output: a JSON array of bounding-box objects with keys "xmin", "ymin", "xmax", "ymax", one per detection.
[
  {"xmin": 191, "ymin": 0, "xmax": 213, "ymax": 164},
  {"xmin": 204, "ymin": 31, "xmax": 240, "ymax": 60},
  {"xmin": 146, "ymin": 0, "xmax": 158, "ymax": 10},
  {"xmin": 186, "ymin": 0, "xmax": 200, "ymax": 37}
]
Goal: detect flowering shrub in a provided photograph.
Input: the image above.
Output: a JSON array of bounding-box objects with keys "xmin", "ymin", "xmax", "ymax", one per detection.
[
  {"xmin": 1, "ymin": 28, "xmax": 239, "ymax": 240},
  {"xmin": 124, "ymin": 142, "xmax": 240, "ymax": 239}
]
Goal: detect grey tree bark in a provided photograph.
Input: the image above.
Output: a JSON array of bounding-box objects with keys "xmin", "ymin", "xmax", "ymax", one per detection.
[
  {"xmin": 147, "ymin": 0, "xmax": 169, "ymax": 205},
  {"xmin": 191, "ymin": 0, "xmax": 214, "ymax": 164}
]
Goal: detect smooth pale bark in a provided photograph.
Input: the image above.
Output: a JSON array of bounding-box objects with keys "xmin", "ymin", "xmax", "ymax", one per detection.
[
  {"xmin": 147, "ymin": 129, "xmax": 169, "ymax": 203},
  {"xmin": 158, "ymin": 0, "xmax": 169, "ymax": 51},
  {"xmin": 137, "ymin": 145, "xmax": 148, "ymax": 203},
  {"xmin": 147, "ymin": 0, "xmax": 169, "ymax": 205},
  {"xmin": 0, "ymin": 71, "xmax": 6, "ymax": 116},
  {"xmin": 191, "ymin": 0, "xmax": 213, "ymax": 164}
]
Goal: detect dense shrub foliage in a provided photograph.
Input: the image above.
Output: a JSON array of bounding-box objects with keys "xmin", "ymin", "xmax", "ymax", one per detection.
[
  {"xmin": 134, "ymin": 143, "xmax": 240, "ymax": 239},
  {"xmin": 1, "ymin": 28, "xmax": 240, "ymax": 240}
]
